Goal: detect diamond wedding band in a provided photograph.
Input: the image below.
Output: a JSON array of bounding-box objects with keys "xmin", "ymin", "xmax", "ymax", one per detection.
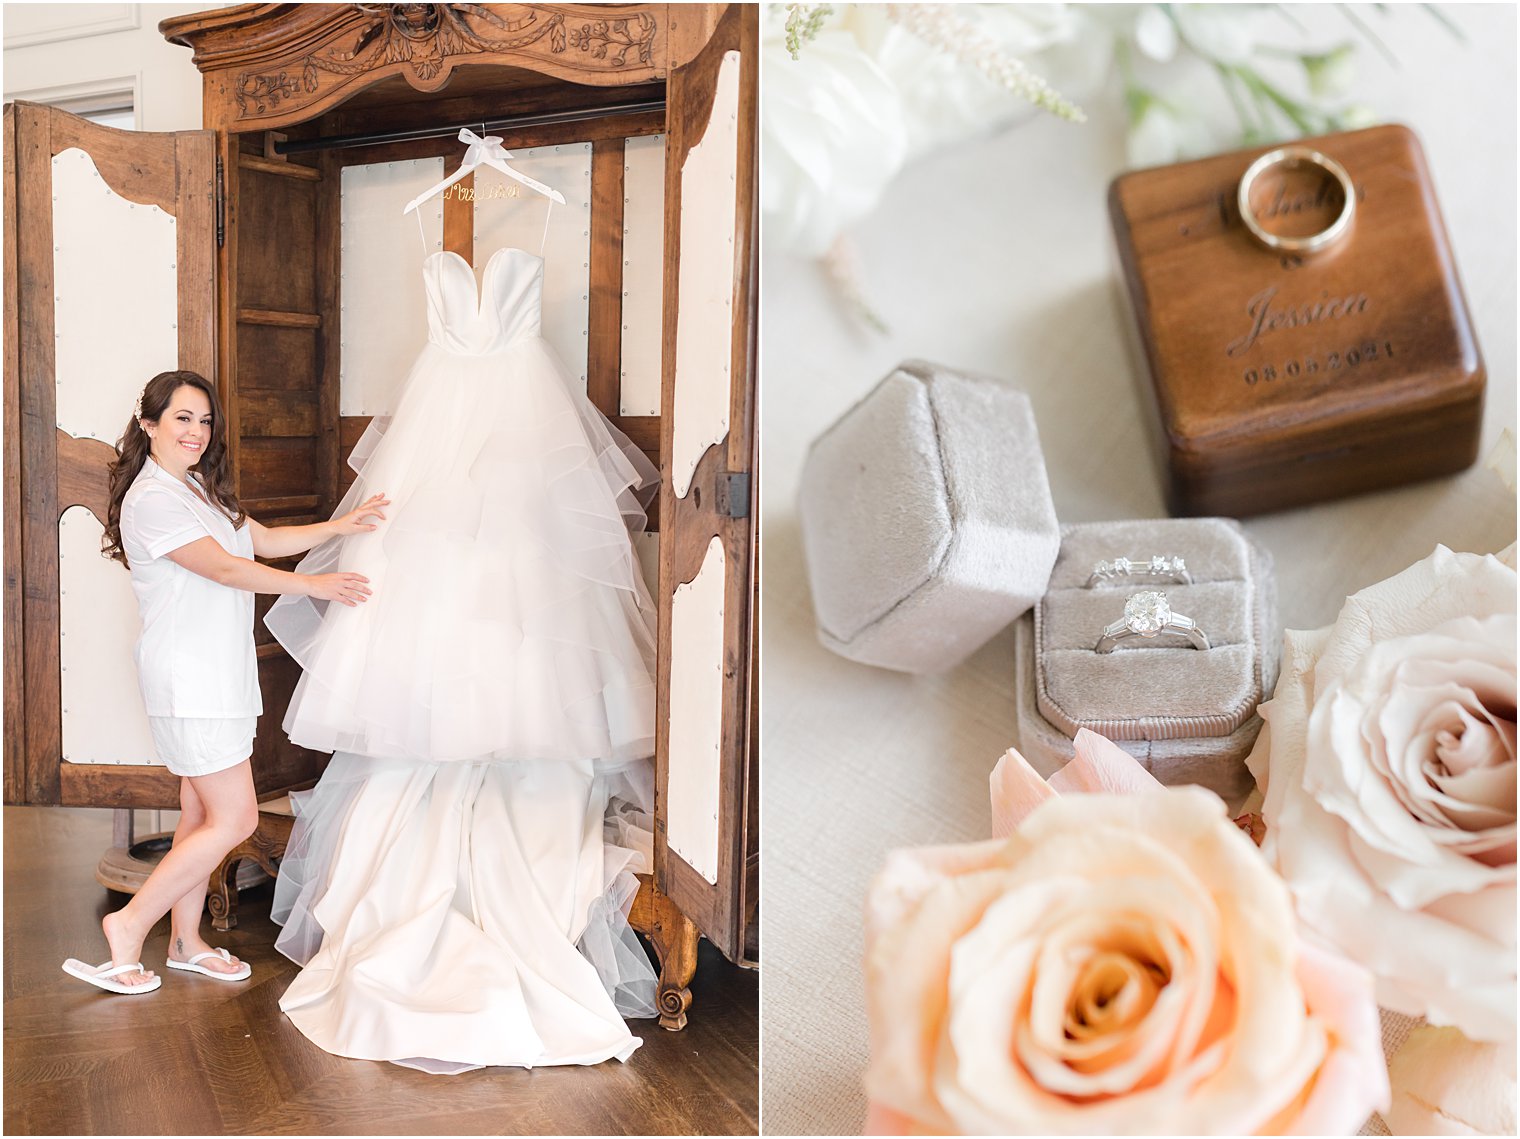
[
  {"xmin": 1237, "ymin": 145, "xmax": 1355, "ymax": 255},
  {"xmin": 1095, "ymin": 590, "xmax": 1210, "ymax": 653},
  {"xmin": 1087, "ymin": 555, "xmax": 1191, "ymax": 589}
]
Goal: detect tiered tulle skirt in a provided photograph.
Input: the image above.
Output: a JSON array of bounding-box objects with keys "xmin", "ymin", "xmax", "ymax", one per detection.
[{"xmin": 266, "ymin": 336, "xmax": 658, "ymax": 765}]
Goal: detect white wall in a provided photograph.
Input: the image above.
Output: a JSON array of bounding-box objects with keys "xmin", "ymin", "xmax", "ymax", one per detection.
[{"xmin": 2, "ymin": 3, "xmax": 225, "ymax": 129}]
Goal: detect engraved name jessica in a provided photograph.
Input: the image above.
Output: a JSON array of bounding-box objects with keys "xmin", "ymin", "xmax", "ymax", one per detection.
[{"xmin": 1225, "ymin": 286, "xmax": 1370, "ymax": 356}]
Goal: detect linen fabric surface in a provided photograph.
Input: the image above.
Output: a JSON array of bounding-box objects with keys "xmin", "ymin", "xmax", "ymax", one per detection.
[
  {"xmin": 267, "ymin": 244, "xmax": 660, "ymax": 1072},
  {"xmin": 799, "ymin": 359, "xmax": 1060, "ymax": 674},
  {"xmin": 146, "ymin": 715, "xmax": 256, "ymax": 778},
  {"xmin": 1012, "ymin": 519, "xmax": 1278, "ymax": 803},
  {"xmin": 119, "ymin": 457, "xmax": 262, "ymax": 719}
]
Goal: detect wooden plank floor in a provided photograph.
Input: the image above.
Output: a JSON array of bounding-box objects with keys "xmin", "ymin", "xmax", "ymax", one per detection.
[{"xmin": 4, "ymin": 805, "xmax": 758, "ymax": 1136}]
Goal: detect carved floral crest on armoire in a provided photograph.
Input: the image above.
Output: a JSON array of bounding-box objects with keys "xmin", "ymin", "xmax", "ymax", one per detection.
[{"xmin": 3, "ymin": 3, "xmax": 757, "ymax": 1028}]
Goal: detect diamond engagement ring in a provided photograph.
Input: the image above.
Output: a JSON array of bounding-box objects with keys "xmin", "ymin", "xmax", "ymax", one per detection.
[
  {"xmin": 1086, "ymin": 555, "xmax": 1191, "ymax": 589},
  {"xmin": 1095, "ymin": 591, "xmax": 1210, "ymax": 653}
]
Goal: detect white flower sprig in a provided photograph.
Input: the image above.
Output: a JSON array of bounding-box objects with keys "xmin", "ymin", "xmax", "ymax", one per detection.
[
  {"xmin": 884, "ymin": 3, "xmax": 1086, "ymax": 123},
  {"xmin": 783, "ymin": 3, "xmax": 833, "ymax": 61},
  {"xmin": 1116, "ymin": 4, "xmax": 1459, "ymax": 167}
]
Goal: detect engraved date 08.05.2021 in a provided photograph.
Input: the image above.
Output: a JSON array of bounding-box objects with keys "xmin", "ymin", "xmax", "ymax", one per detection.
[{"xmin": 1242, "ymin": 339, "xmax": 1396, "ymax": 386}]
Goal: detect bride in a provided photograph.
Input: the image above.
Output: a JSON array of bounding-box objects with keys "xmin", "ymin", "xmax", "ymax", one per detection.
[{"xmin": 264, "ymin": 223, "xmax": 661, "ymax": 1071}]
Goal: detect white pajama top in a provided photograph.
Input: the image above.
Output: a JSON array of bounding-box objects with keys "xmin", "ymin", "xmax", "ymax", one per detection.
[{"xmin": 120, "ymin": 457, "xmax": 263, "ymax": 719}]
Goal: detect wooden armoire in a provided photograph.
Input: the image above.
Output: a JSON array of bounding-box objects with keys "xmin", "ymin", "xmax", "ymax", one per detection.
[{"xmin": 3, "ymin": 2, "xmax": 757, "ymax": 1029}]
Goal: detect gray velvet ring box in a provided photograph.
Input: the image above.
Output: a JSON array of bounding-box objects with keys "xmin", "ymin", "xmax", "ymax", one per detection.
[
  {"xmin": 799, "ymin": 360, "xmax": 1061, "ymax": 673},
  {"xmin": 1012, "ymin": 518, "xmax": 1279, "ymax": 804}
]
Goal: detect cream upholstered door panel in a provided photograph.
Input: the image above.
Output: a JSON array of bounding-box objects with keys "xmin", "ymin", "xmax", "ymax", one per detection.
[
  {"xmin": 58, "ymin": 506, "xmax": 155, "ymax": 765},
  {"xmin": 6, "ymin": 101, "xmax": 216, "ymax": 806},
  {"xmin": 52, "ymin": 145, "xmax": 178, "ymax": 443},
  {"xmin": 50, "ymin": 144, "xmax": 179, "ymax": 768},
  {"xmin": 670, "ymin": 49, "xmax": 741, "ymax": 498},
  {"xmin": 620, "ymin": 133, "xmax": 666, "ymax": 418},
  {"xmin": 667, "ymin": 535, "xmax": 727, "ymax": 884}
]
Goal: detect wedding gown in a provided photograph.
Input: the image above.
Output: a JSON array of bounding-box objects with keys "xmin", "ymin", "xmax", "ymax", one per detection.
[{"xmin": 265, "ymin": 246, "xmax": 661, "ymax": 1072}]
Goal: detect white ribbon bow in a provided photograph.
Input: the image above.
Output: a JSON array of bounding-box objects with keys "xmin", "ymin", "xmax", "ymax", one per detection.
[{"xmin": 458, "ymin": 127, "xmax": 511, "ymax": 168}]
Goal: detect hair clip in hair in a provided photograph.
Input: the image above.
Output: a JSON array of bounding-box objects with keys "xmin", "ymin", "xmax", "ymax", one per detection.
[{"xmin": 133, "ymin": 392, "xmax": 145, "ymax": 422}]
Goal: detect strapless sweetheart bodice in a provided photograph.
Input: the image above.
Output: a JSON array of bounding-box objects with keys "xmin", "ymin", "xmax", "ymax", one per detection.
[{"xmin": 423, "ymin": 247, "xmax": 543, "ymax": 356}]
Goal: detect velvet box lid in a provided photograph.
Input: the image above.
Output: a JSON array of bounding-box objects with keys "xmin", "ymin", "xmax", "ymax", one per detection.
[
  {"xmin": 798, "ymin": 360, "xmax": 1061, "ymax": 674},
  {"xmin": 1109, "ymin": 124, "xmax": 1485, "ymax": 517}
]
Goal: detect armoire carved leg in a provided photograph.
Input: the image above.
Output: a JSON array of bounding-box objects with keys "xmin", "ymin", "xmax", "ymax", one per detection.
[
  {"xmin": 629, "ymin": 874, "xmax": 702, "ymax": 1031},
  {"xmin": 207, "ymin": 854, "xmax": 243, "ymax": 932},
  {"xmin": 206, "ymin": 809, "xmax": 295, "ymax": 932}
]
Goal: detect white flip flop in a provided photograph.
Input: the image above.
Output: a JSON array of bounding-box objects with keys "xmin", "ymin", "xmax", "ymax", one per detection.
[
  {"xmin": 61, "ymin": 959, "xmax": 162, "ymax": 995},
  {"xmin": 165, "ymin": 947, "xmax": 251, "ymax": 981}
]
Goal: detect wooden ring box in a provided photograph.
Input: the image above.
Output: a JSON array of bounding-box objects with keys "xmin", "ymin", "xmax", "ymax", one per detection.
[{"xmin": 1109, "ymin": 124, "xmax": 1485, "ymax": 517}]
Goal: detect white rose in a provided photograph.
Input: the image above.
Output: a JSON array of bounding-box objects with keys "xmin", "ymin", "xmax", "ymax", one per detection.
[
  {"xmin": 1131, "ymin": 6, "xmax": 1178, "ymax": 62},
  {"xmin": 850, "ymin": 7, "xmax": 1048, "ymax": 157},
  {"xmin": 1248, "ymin": 546, "xmax": 1517, "ymax": 1042},
  {"xmin": 760, "ymin": 30, "xmax": 909, "ymax": 257},
  {"xmin": 762, "ymin": 5, "xmax": 1109, "ymax": 258},
  {"xmin": 1171, "ymin": 4, "xmax": 1264, "ymax": 64},
  {"xmin": 1126, "ymin": 93, "xmax": 1214, "ymax": 169},
  {"xmin": 1303, "ymin": 44, "xmax": 1358, "ymax": 100}
]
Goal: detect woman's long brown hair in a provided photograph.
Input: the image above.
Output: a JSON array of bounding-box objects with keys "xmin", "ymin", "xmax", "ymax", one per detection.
[{"xmin": 102, "ymin": 370, "xmax": 245, "ymax": 567}]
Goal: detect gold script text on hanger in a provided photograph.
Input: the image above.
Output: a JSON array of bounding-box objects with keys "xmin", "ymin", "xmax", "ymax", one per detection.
[{"xmin": 402, "ymin": 127, "xmax": 566, "ymax": 216}]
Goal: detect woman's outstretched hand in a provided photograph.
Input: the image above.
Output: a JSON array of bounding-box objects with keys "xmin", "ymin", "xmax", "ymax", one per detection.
[
  {"xmin": 306, "ymin": 572, "xmax": 372, "ymax": 606},
  {"xmin": 330, "ymin": 493, "xmax": 390, "ymax": 538}
]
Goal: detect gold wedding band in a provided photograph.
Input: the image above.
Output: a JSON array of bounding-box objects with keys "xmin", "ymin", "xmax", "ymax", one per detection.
[{"xmin": 1237, "ymin": 145, "xmax": 1355, "ymax": 255}]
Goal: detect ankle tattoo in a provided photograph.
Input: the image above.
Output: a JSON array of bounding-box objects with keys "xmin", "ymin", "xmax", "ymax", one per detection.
[{"xmin": 175, "ymin": 936, "xmax": 184, "ymax": 956}]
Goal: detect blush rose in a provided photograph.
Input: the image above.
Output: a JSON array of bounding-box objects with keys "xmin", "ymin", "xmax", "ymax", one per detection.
[
  {"xmin": 862, "ymin": 729, "xmax": 1388, "ymax": 1135},
  {"xmin": 1247, "ymin": 546, "xmax": 1516, "ymax": 1043}
]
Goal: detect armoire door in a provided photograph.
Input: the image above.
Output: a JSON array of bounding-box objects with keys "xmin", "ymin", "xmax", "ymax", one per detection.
[
  {"xmin": 654, "ymin": 4, "xmax": 757, "ymax": 964},
  {"xmin": 2, "ymin": 101, "xmax": 319, "ymax": 808}
]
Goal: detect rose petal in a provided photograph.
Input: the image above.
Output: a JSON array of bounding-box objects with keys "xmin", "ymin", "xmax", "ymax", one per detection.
[
  {"xmin": 1311, "ymin": 548, "xmax": 1517, "ymax": 699},
  {"xmin": 990, "ymin": 747, "xmax": 1057, "ymax": 838},
  {"xmin": 1272, "ymin": 763, "xmax": 1517, "ymax": 1042},
  {"xmin": 1248, "ymin": 626, "xmax": 1332, "ymax": 815},
  {"xmin": 864, "ymin": 844, "xmax": 1013, "ymax": 1130},
  {"xmin": 1385, "ymin": 1025, "xmax": 1517, "ymax": 1136},
  {"xmin": 990, "ymin": 734, "xmax": 1164, "ymax": 839},
  {"xmin": 864, "ymin": 1101, "xmax": 916, "ymax": 1136},
  {"xmin": 1280, "ymin": 941, "xmax": 1390, "ymax": 1134},
  {"xmin": 1297, "ymin": 615, "xmax": 1517, "ymax": 910},
  {"xmin": 1051, "ymin": 728, "xmax": 1165, "ymax": 796},
  {"xmin": 1437, "ymin": 703, "xmax": 1518, "ymax": 775},
  {"xmin": 865, "ymin": 840, "xmax": 1012, "ymax": 947}
]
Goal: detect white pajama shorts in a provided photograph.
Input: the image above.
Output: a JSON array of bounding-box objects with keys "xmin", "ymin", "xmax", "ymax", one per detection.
[{"xmin": 148, "ymin": 716, "xmax": 256, "ymax": 778}]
